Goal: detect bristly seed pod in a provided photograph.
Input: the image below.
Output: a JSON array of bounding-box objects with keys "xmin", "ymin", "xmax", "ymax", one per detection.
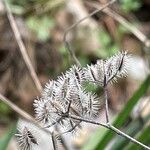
[
  {"xmin": 33, "ymin": 97, "xmax": 51, "ymax": 124},
  {"xmin": 84, "ymin": 51, "xmax": 130, "ymax": 86},
  {"xmin": 51, "ymin": 132, "xmax": 63, "ymax": 150},
  {"xmin": 66, "ymin": 65, "xmax": 86, "ymax": 87},
  {"xmin": 79, "ymin": 90, "xmax": 101, "ymax": 118},
  {"xmin": 16, "ymin": 127, "xmax": 38, "ymax": 150},
  {"xmin": 42, "ymin": 80, "xmax": 55, "ymax": 98}
]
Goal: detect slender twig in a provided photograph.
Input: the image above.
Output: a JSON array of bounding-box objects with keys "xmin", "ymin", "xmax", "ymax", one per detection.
[
  {"xmin": 63, "ymin": 0, "xmax": 116, "ymax": 66},
  {"xmin": 0, "ymin": 93, "xmax": 51, "ymax": 135},
  {"xmin": 69, "ymin": 115, "xmax": 108, "ymax": 128},
  {"xmin": 109, "ymin": 125, "xmax": 150, "ymax": 150},
  {"xmin": 51, "ymin": 132, "xmax": 57, "ymax": 150},
  {"xmin": 104, "ymin": 86, "xmax": 109, "ymax": 123},
  {"xmin": 0, "ymin": 93, "xmax": 34, "ymax": 122},
  {"xmin": 86, "ymin": 1, "xmax": 150, "ymax": 48},
  {"xmin": 44, "ymin": 117, "xmax": 62, "ymax": 128},
  {"xmin": 4, "ymin": 0, "xmax": 42, "ymax": 93},
  {"xmin": 103, "ymin": 51, "xmax": 126, "ymax": 123},
  {"xmin": 69, "ymin": 115, "xmax": 150, "ymax": 150},
  {"xmin": 60, "ymin": 121, "xmax": 81, "ymax": 135}
]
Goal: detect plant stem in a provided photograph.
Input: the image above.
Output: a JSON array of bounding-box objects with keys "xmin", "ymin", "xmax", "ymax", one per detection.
[
  {"xmin": 86, "ymin": 1, "xmax": 150, "ymax": 48},
  {"xmin": 4, "ymin": 0, "xmax": 42, "ymax": 93},
  {"xmin": 109, "ymin": 125, "xmax": 150, "ymax": 150},
  {"xmin": 69, "ymin": 115, "xmax": 150, "ymax": 150},
  {"xmin": 69, "ymin": 115, "xmax": 109, "ymax": 129},
  {"xmin": 104, "ymin": 86, "xmax": 110, "ymax": 123}
]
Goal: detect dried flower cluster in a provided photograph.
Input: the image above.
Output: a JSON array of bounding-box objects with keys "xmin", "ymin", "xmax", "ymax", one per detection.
[
  {"xmin": 34, "ymin": 65, "xmax": 101, "ymax": 132},
  {"xmin": 16, "ymin": 51, "xmax": 130, "ymax": 150}
]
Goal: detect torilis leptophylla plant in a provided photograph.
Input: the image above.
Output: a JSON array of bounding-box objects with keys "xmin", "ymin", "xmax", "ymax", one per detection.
[{"xmin": 16, "ymin": 51, "xmax": 131, "ymax": 150}]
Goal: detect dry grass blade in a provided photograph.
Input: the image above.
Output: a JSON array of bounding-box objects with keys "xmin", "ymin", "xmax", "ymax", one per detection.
[
  {"xmin": 3, "ymin": 0, "xmax": 42, "ymax": 93},
  {"xmin": 0, "ymin": 93, "xmax": 34, "ymax": 122},
  {"xmin": 86, "ymin": 1, "xmax": 150, "ymax": 48}
]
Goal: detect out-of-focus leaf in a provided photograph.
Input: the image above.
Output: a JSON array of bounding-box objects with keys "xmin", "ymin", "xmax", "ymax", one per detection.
[
  {"xmin": 120, "ymin": 0, "xmax": 142, "ymax": 13},
  {"xmin": 82, "ymin": 128, "xmax": 107, "ymax": 150},
  {"xmin": 26, "ymin": 15, "xmax": 55, "ymax": 41},
  {"xmin": 99, "ymin": 30, "xmax": 111, "ymax": 47},
  {"xmin": 96, "ymin": 30, "xmax": 118, "ymax": 58},
  {"xmin": 0, "ymin": 123, "xmax": 17, "ymax": 150},
  {"xmin": 0, "ymin": 102, "xmax": 11, "ymax": 115},
  {"xmin": 111, "ymin": 114, "xmax": 150, "ymax": 150},
  {"xmin": 9, "ymin": 5, "xmax": 25, "ymax": 15},
  {"xmin": 126, "ymin": 126, "xmax": 150, "ymax": 150},
  {"xmin": 82, "ymin": 75, "xmax": 150, "ymax": 150}
]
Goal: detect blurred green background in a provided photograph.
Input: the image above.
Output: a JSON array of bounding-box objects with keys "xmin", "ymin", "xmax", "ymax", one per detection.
[{"xmin": 0, "ymin": 0, "xmax": 149, "ymax": 149}]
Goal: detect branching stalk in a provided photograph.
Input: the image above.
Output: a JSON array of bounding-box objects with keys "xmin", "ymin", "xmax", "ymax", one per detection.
[
  {"xmin": 109, "ymin": 125, "xmax": 150, "ymax": 150},
  {"xmin": 69, "ymin": 115, "xmax": 150, "ymax": 150}
]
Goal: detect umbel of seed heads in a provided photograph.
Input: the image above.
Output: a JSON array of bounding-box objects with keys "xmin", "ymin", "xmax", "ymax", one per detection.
[{"xmin": 16, "ymin": 51, "xmax": 130, "ymax": 150}]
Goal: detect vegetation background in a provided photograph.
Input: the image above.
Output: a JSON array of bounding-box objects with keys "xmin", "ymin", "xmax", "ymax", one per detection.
[{"xmin": 0, "ymin": 0, "xmax": 149, "ymax": 149}]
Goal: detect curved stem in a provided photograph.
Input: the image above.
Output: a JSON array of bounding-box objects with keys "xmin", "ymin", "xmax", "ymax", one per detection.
[
  {"xmin": 86, "ymin": 1, "xmax": 150, "ymax": 48},
  {"xmin": 63, "ymin": 0, "xmax": 116, "ymax": 66},
  {"xmin": 69, "ymin": 115, "xmax": 150, "ymax": 150},
  {"xmin": 63, "ymin": 31, "xmax": 81, "ymax": 67},
  {"xmin": 109, "ymin": 124, "xmax": 150, "ymax": 150}
]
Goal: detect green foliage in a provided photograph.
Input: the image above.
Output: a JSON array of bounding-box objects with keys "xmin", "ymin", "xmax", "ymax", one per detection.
[
  {"xmin": 126, "ymin": 126, "xmax": 150, "ymax": 150},
  {"xmin": 82, "ymin": 75, "xmax": 150, "ymax": 150},
  {"xmin": 0, "ymin": 123, "xmax": 17, "ymax": 150},
  {"xmin": 96, "ymin": 30, "xmax": 118, "ymax": 58},
  {"xmin": 111, "ymin": 114, "xmax": 150, "ymax": 150},
  {"xmin": 58, "ymin": 46, "xmax": 70, "ymax": 71},
  {"xmin": 120, "ymin": 0, "xmax": 142, "ymax": 13},
  {"xmin": 78, "ymin": 56, "xmax": 90, "ymax": 67},
  {"xmin": 26, "ymin": 15, "xmax": 55, "ymax": 41},
  {"xmin": 9, "ymin": 0, "xmax": 65, "ymax": 10},
  {"xmin": 0, "ymin": 102, "xmax": 11, "ymax": 116}
]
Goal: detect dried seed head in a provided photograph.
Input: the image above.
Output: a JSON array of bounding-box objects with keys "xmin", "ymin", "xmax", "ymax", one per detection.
[
  {"xmin": 33, "ymin": 97, "xmax": 51, "ymax": 124},
  {"xmin": 42, "ymin": 80, "xmax": 55, "ymax": 98},
  {"xmin": 66, "ymin": 65, "xmax": 86, "ymax": 86},
  {"xmin": 33, "ymin": 58, "xmax": 133, "ymax": 137},
  {"xmin": 54, "ymin": 74, "xmax": 71, "ymax": 100},
  {"xmin": 34, "ymin": 97, "xmax": 64, "ymax": 125},
  {"xmin": 16, "ymin": 127, "xmax": 38, "ymax": 150},
  {"xmin": 79, "ymin": 90, "xmax": 101, "ymax": 118},
  {"xmin": 113, "ymin": 51, "xmax": 130, "ymax": 78},
  {"xmin": 51, "ymin": 132, "xmax": 63, "ymax": 150},
  {"xmin": 33, "ymin": 65, "xmax": 103, "ymax": 134},
  {"xmin": 84, "ymin": 51, "xmax": 130, "ymax": 86}
]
